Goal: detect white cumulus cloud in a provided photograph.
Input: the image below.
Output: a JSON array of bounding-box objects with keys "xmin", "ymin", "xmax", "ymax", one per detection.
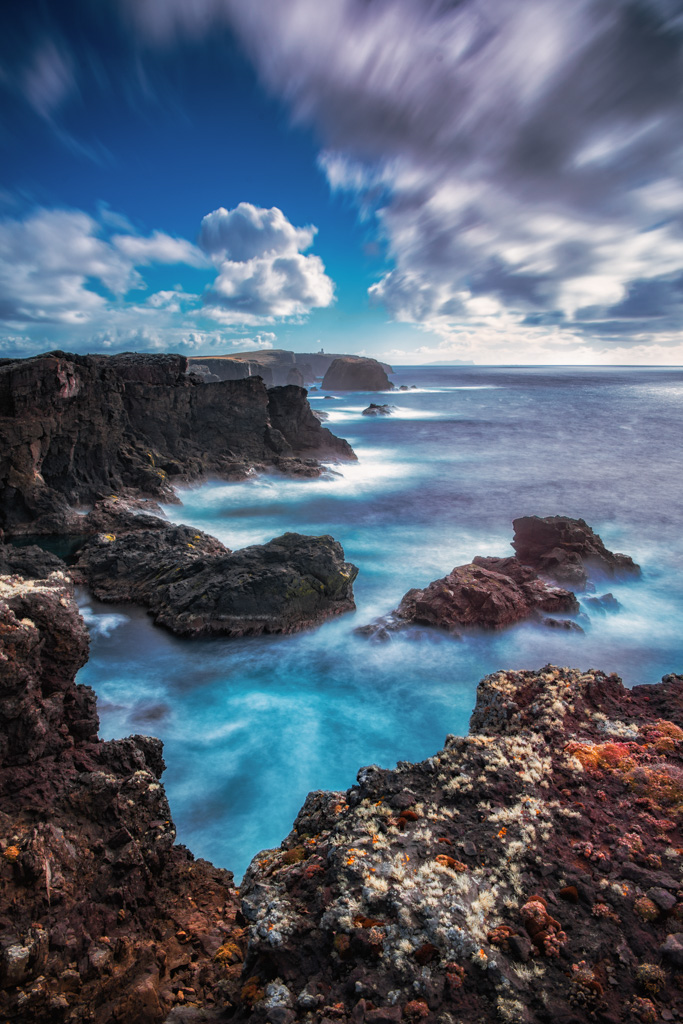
[{"xmin": 198, "ymin": 203, "xmax": 334, "ymax": 322}]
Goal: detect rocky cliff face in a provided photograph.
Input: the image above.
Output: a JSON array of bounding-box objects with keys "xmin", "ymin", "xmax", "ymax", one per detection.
[
  {"xmin": 188, "ymin": 351, "xmax": 393, "ymax": 387},
  {"xmin": 0, "ymin": 572, "xmax": 245, "ymax": 1023},
  {"xmin": 0, "ymin": 351, "xmax": 356, "ymax": 535},
  {"xmin": 321, "ymin": 357, "xmax": 393, "ymax": 392}
]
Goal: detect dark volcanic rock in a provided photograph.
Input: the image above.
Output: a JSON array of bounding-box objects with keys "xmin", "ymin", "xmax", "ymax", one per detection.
[
  {"xmin": 267, "ymin": 386, "xmax": 355, "ymax": 460},
  {"xmin": 0, "ymin": 573, "xmax": 245, "ymax": 1022},
  {"xmin": 362, "ymin": 404, "xmax": 394, "ymax": 416},
  {"xmin": 321, "ymin": 356, "xmax": 393, "ymax": 392},
  {"xmin": 0, "ymin": 351, "xmax": 355, "ymax": 534},
  {"xmin": 512, "ymin": 515, "xmax": 641, "ymax": 587},
  {"xmin": 73, "ymin": 511, "xmax": 358, "ymax": 637},
  {"xmin": 233, "ymin": 665, "xmax": 683, "ymax": 1024},
  {"xmin": 394, "ymin": 559, "xmax": 578, "ymax": 632}
]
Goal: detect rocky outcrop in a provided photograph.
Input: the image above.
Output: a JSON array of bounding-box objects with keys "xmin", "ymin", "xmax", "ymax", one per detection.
[
  {"xmin": 394, "ymin": 560, "xmax": 578, "ymax": 633},
  {"xmin": 2, "ymin": 573, "xmax": 682, "ymax": 1024},
  {"xmin": 0, "ymin": 572, "xmax": 245, "ymax": 1023},
  {"xmin": 234, "ymin": 665, "xmax": 683, "ymax": 1024},
  {"xmin": 68, "ymin": 502, "xmax": 358, "ymax": 638},
  {"xmin": 321, "ymin": 357, "xmax": 393, "ymax": 392},
  {"xmin": 267, "ymin": 387, "xmax": 355, "ymax": 460},
  {"xmin": 362, "ymin": 404, "xmax": 394, "ymax": 416},
  {"xmin": 357, "ymin": 518, "xmax": 639, "ymax": 641},
  {"xmin": 512, "ymin": 515, "xmax": 641, "ymax": 588},
  {"xmin": 0, "ymin": 351, "xmax": 356, "ymax": 535}
]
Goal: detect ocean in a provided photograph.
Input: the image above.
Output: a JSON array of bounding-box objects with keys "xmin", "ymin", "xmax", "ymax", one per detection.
[{"xmin": 76, "ymin": 365, "xmax": 683, "ymax": 879}]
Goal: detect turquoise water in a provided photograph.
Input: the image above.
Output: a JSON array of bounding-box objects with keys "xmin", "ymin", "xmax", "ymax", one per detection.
[{"xmin": 77, "ymin": 366, "xmax": 683, "ymax": 878}]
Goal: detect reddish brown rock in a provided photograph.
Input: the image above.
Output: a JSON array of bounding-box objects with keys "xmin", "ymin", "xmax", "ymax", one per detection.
[
  {"xmin": 0, "ymin": 572, "xmax": 245, "ymax": 1023},
  {"xmin": 395, "ymin": 559, "xmax": 579, "ymax": 632},
  {"xmin": 234, "ymin": 665, "xmax": 682, "ymax": 1024},
  {"xmin": 512, "ymin": 515, "xmax": 641, "ymax": 587}
]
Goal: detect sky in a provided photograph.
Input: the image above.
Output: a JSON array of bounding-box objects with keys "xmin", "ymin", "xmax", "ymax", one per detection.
[{"xmin": 1, "ymin": 0, "xmax": 683, "ymax": 365}]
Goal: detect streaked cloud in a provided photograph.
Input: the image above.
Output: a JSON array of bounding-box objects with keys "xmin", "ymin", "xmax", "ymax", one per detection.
[{"xmin": 123, "ymin": 0, "xmax": 683, "ymax": 354}]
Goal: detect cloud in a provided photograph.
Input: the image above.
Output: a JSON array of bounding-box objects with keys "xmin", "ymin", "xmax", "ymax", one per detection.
[
  {"xmin": 0, "ymin": 208, "xmax": 137, "ymax": 324},
  {"xmin": 0, "ymin": 201, "xmax": 332, "ymax": 352},
  {"xmin": 123, "ymin": 0, "xmax": 683, "ymax": 355},
  {"xmin": 198, "ymin": 203, "xmax": 334, "ymax": 322},
  {"xmin": 22, "ymin": 40, "xmax": 76, "ymax": 118},
  {"xmin": 199, "ymin": 203, "xmax": 316, "ymax": 261},
  {"xmin": 114, "ymin": 230, "xmax": 207, "ymax": 266},
  {"xmin": 0, "ymin": 208, "xmax": 205, "ymax": 326}
]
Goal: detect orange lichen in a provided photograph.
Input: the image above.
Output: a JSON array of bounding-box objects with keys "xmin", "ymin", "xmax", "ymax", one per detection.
[
  {"xmin": 566, "ymin": 740, "xmax": 636, "ymax": 774},
  {"xmin": 214, "ymin": 941, "xmax": 242, "ymax": 965},
  {"xmin": 2, "ymin": 845, "xmax": 20, "ymax": 862},
  {"xmin": 240, "ymin": 977, "xmax": 265, "ymax": 1006},
  {"xmin": 435, "ymin": 855, "xmax": 467, "ymax": 871},
  {"xmin": 624, "ymin": 764, "xmax": 683, "ymax": 816},
  {"xmin": 633, "ymin": 896, "xmax": 659, "ymax": 922}
]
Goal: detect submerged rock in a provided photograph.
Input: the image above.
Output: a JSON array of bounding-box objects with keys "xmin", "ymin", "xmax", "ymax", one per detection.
[
  {"xmin": 72, "ymin": 507, "xmax": 358, "ymax": 637},
  {"xmin": 321, "ymin": 356, "xmax": 393, "ymax": 392},
  {"xmin": 512, "ymin": 515, "xmax": 641, "ymax": 588}
]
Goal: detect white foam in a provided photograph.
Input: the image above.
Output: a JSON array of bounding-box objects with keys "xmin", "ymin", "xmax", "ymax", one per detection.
[{"xmin": 80, "ymin": 606, "xmax": 129, "ymax": 638}]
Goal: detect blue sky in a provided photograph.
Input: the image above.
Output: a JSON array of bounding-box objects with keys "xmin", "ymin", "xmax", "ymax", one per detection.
[{"xmin": 2, "ymin": 0, "xmax": 683, "ymax": 364}]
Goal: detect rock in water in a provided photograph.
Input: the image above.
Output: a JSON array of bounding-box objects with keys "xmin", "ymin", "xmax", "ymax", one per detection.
[
  {"xmin": 512, "ymin": 515, "xmax": 640, "ymax": 587},
  {"xmin": 0, "ymin": 572, "xmax": 245, "ymax": 1021},
  {"xmin": 394, "ymin": 559, "xmax": 578, "ymax": 632},
  {"xmin": 321, "ymin": 356, "xmax": 393, "ymax": 391},
  {"xmin": 73, "ymin": 513, "xmax": 359, "ymax": 637},
  {"xmin": 362, "ymin": 403, "xmax": 394, "ymax": 416}
]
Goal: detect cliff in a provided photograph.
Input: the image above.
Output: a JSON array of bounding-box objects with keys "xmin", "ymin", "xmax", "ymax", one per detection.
[
  {"xmin": 0, "ymin": 572, "xmax": 246, "ymax": 1023},
  {"xmin": 188, "ymin": 351, "xmax": 394, "ymax": 387},
  {"xmin": 0, "ymin": 352, "xmax": 355, "ymax": 535}
]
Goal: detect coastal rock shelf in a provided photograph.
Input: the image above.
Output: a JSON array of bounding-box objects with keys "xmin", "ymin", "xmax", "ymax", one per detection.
[
  {"xmin": 0, "ymin": 351, "xmax": 356, "ymax": 535},
  {"xmin": 238, "ymin": 665, "xmax": 683, "ymax": 1024},
  {"xmin": 1, "ymin": 570, "xmax": 681, "ymax": 1023}
]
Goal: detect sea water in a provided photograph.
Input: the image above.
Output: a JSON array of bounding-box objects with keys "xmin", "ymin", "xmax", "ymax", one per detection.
[{"xmin": 76, "ymin": 366, "xmax": 683, "ymax": 878}]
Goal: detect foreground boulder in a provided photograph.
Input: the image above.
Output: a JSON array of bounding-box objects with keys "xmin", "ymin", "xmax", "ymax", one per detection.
[
  {"xmin": 235, "ymin": 666, "xmax": 683, "ymax": 1024},
  {"xmin": 71, "ymin": 505, "xmax": 358, "ymax": 637},
  {"xmin": 0, "ymin": 573, "xmax": 245, "ymax": 1022},
  {"xmin": 321, "ymin": 357, "xmax": 393, "ymax": 392},
  {"xmin": 0, "ymin": 351, "xmax": 355, "ymax": 535},
  {"xmin": 512, "ymin": 515, "xmax": 641, "ymax": 588}
]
